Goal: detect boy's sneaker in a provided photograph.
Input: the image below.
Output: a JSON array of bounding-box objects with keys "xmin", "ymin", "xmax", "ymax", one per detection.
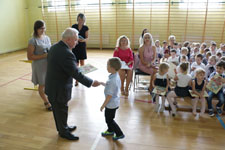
[
  {"xmin": 216, "ymin": 108, "xmax": 222, "ymax": 115},
  {"xmin": 208, "ymin": 110, "xmax": 214, "ymax": 117},
  {"xmin": 112, "ymin": 134, "xmax": 125, "ymax": 140},
  {"xmin": 101, "ymin": 131, "xmax": 114, "ymax": 136}
]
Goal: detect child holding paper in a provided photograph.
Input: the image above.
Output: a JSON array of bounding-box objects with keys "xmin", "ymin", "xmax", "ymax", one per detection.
[
  {"xmin": 152, "ymin": 62, "xmax": 170, "ymax": 112},
  {"xmin": 207, "ymin": 60, "xmax": 225, "ymax": 116},
  {"xmin": 100, "ymin": 57, "xmax": 125, "ymax": 140}
]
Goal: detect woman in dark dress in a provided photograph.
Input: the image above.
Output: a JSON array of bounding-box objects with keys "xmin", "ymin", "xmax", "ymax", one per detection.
[{"xmin": 72, "ymin": 13, "xmax": 89, "ymax": 86}]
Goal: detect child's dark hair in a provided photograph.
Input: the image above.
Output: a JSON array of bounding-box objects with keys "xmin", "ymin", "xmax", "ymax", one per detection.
[
  {"xmin": 181, "ymin": 55, "xmax": 188, "ymax": 61},
  {"xmin": 170, "ymin": 49, "xmax": 177, "ymax": 53},
  {"xmin": 206, "ymin": 51, "xmax": 212, "ymax": 57},
  {"xmin": 179, "ymin": 62, "xmax": 189, "ymax": 74},
  {"xmin": 163, "ymin": 40, "xmax": 167, "ymax": 44},
  {"xmin": 174, "ymin": 42, "xmax": 178, "ymax": 46},
  {"xmin": 196, "ymin": 53, "xmax": 203, "ymax": 60},
  {"xmin": 216, "ymin": 51, "xmax": 222, "ymax": 58},
  {"xmin": 108, "ymin": 57, "xmax": 122, "ymax": 71},
  {"xmin": 211, "ymin": 41, "xmax": 216, "ymax": 46},
  {"xmin": 216, "ymin": 60, "xmax": 225, "ymax": 69},
  {"xmin": 183, "ymin": 41, "xmax": 190, "ymax": 47},
  {"xmin": 204, "ymin": 48, "xmax": 210, "ymax": 53}
]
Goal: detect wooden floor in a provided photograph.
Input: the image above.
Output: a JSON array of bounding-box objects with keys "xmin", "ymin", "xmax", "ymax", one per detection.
[{"xmin": 0, "ymin": 49, "xmax": 224, "ymax": 150}]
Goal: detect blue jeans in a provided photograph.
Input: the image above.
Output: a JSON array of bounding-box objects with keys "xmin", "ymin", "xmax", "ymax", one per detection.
[{"xmin": 207, "ymin": 89, "xmax": 225, "ymax": 110}]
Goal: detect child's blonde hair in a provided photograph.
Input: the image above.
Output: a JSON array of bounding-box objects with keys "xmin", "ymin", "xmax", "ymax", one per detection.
[
  {"xmin": 209, "ymin": 55, "xmax": 217, "ymax": 62},
  {"xmin": 108, "ymin": 57, "xmax": 122, "ymax": 71},
  {"xmin": 168, "ymin": 35, "xmax": 176, "ymax": 41},
  {"xmin": 116, "ymin": 35, "xmax": 130, "ymax": 48},
  {"xmin": 195, "ymin": 68, "xmax": 205, "ymax": 77},
  {"xmin": 181, "ymin": 47, "xmax": 188, "ymax": 54},
  {"xmin": 159, "ymin": 62, "xmax": 169, "ymax": 74},
  {"xmin": 179, "ymin": 62, "xmax": 189, "ymax": 74},
  {"xmin": 181, "ymin": 55, "xmax": 188, "ymax": 62},
  {"xmin": 206, "ymin": 51, "xmax": 212, "ymax": 57}
]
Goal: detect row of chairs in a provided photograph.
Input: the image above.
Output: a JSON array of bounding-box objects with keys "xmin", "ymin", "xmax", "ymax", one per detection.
[{"xmin": 133, "ymin": 68, "xmax": 150, "ymax": 91}]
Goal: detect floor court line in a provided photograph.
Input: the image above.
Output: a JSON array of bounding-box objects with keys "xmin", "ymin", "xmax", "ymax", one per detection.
[
  {"xmin": 216, "ymin": 114, "xmax": 225, "ymax": 130},
  {"xmin": 0, "ymin": 72, "xmax": 31, "ymax": 87},
  {"xmin": 135, "ymin": 99, "xmax": 152, "ymax": 103},
  {"xmin": 0, "ymin": 53, "xmax": 25, "ymax": 62},
  {"xmin": 90, "ymin": 126, "xmax": 105, "ymax": 150},
  {"xmin": 19, "ymin": 78, "xmax": 31, "ymax": 81}
]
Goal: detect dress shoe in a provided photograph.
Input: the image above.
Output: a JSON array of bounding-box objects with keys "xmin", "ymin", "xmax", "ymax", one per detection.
[
  {"xmin": 68, "ymin": 126, "xmax": 77, "ymax": 132},
  {"xmin": 59, "ymin": 132, "xmax": 79, "ymax": 140}
]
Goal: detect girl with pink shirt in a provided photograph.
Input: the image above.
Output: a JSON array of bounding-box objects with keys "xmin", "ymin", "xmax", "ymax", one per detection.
[{"xmin": 113, "ymin": 35, "xmax": 134, "ymax": 96}]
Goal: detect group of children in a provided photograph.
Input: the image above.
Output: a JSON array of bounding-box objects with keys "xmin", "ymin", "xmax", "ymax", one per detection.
[
  {"xmin": 152, "ymin": 37, "xmax": 225, "ymax": 117},
  {"xmin": 100, "ymin": 34, "xmax": 225, "ymax": 141}
]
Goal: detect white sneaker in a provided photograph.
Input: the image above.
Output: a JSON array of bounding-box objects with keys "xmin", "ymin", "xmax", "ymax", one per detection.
[
  {"xmin": 159, "ymin": 106, "xmax": 165, "ymax": 112},
  {"xmin": 154, "ymin": 104, "xmax": 159, "ymax": 112}
]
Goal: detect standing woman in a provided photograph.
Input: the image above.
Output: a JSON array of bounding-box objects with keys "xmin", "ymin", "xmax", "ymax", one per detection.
[
  {"xmin": 72, "ymin": 13, "xmax": 89, "ymax": 86},
  {"xmin": 138, "ymin": 33, "xmax": 157, "ymax": 92},
  {"xmin": 139, "ymin": 29, "xmax": 149, "ymax": 47},
  {"xmin": 27, "ymin": 20, "xmax": 52, "ymax": 111}
]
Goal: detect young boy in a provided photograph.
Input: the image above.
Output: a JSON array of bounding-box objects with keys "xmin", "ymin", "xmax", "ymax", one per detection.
[
  {"xmin": 191, "ymin": 54, "xmax": 205, "ymax": 77},
  {"xmin": 207, "ymin": 60, "xmax": 225, "ymax": 116},
  {"xmin": 100, "ymin": 57, "xmax": 125, "ymax": 140},
  {"xmin": 202, "ymin": 51, "xmax": 211, "ymax": 65},
  {"xmin": 168, "ymin": 49, "xmax": 179, "ymax": 65},
  {"xmin": 205, "ymin": 55, "xmax": 217, "ymax": 78}
]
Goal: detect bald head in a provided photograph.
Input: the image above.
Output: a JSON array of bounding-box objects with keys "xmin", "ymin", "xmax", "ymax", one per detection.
[
  {"xmin": 62, "ymin": 28, "xmax": 79, "ymax": 49},
  {"xmin": 62, "ymin": 28, "xmax": 79, "ymax": 39}
]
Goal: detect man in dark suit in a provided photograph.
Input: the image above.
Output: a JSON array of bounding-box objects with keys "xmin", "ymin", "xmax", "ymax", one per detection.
[{"xmin": 45, "ymin": 28, "xmax": 100, "ymax": 140}]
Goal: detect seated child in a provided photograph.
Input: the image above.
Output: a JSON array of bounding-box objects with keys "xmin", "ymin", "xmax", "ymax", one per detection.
[
  {"xmin": 205, "ymin": 55, "xmax": 217, "ymax": 78},
  {"xmin": 190, "ymin": 47, "xmax": 200, "ymax": 63},
  {"xmin": 160, "ymin": 48, "xmax": 170, "ymax": 63},
  {"xmin": 167, "ymin": 62, "xmax": 192, "ymax": 116},
  {"xmin": 203, "ymin": 51, "xmax": 212, "ymax": 65},
  {"xmin": 168, "ymin": 49, "xmax": 179, "ymax": 65},
  {"xmin": 191, "ymin": 54, "xmax": 205, "ymax": 77},
  {"xmin": 155, "ymin": 40, "xmax": 163, "ymax": 60},
  {"xmin": 216, "ymin": 51, "xmax": 222, "ymax": 59},
  {"xmin": 207, "ymin": 60, "xmax": 225, "ymax": 116},
  {"xmin": 191, "ymin": 68, "xmax": 207, "ymax": 116},
  {"xmin": 152, "ymin": 62, "xmax": 170, "ymax": 112}
]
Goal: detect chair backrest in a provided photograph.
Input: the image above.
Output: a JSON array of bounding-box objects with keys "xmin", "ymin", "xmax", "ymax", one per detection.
[{"xmin": 135, "ymin": 68, "xmax": 150, "ymax": 75}]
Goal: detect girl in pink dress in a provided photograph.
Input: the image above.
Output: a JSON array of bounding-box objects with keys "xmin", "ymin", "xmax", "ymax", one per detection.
[
  {"xmin": 113, "ymin": 35, "xmax": 134, "ymax": 96},
  {"xmin": 138, "ymin": 33, "xmax": 157, "ymax": 92}
]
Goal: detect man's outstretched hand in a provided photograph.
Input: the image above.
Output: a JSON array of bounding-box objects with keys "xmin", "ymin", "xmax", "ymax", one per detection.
[{"xmin": 92, "ymin": 80, "xmax": 101, "ymax": 87}]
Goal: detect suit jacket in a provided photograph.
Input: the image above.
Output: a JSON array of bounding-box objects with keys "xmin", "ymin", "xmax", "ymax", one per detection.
[{"xmin": 45, "ymin": 40, "xmax": 93, "ymax": 103}]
